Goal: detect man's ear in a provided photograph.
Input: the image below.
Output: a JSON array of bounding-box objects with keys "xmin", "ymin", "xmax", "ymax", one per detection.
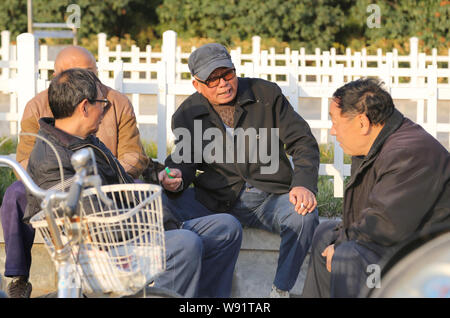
[
  {"xmin": 192, "ymin": 79, "xmax": 202, "ymax": 94},
  {"xmin": 77, "ymin": 99, "xmax": 89, "ymax": 117},
  {"xmin": 359, "ymin": 113, "xmax": 371, "ymax": 135}
]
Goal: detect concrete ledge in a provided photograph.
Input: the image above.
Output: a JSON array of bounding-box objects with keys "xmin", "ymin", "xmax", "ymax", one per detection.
[
  {"xmin": 231, "ymin": 227, "xmax": 309, "ymax": 297},
  {"xmin": 1, "ymin": 218, "xmax": 338, "ymax": 297}
]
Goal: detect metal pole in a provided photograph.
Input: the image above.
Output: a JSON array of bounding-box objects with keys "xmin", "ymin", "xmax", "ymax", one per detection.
[{"xmin": 27, "ymin": 0, "xmax": 33, "ymax": 33}]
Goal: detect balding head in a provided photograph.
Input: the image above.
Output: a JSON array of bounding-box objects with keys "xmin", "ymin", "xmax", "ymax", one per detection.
[{"xmin": 54, "ymin": 46, "xmax": 97, "ymax": 75}]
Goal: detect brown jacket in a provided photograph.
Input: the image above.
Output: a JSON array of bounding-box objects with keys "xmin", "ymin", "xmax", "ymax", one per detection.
[{"xmin": 16, "ymin": 83, "xmax": 149, "ymax": 178}]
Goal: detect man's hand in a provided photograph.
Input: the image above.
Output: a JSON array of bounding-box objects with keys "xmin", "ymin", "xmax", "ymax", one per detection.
[
  {"xmin": 289, "ymin": 186, "xmax": 317, "ymax": 215},
  {"xmin": 321, "ymin": 244, "xmax": 335, "ymax": 273},
  {"xmin": 158, "ymin": 167, "xmax": 183, "ymax": 192}
]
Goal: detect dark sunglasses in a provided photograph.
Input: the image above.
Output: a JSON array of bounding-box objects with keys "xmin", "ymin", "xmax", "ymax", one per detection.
[{"xmin": 196, "ymin": 68, "xmax": 236, "ymax": 88}]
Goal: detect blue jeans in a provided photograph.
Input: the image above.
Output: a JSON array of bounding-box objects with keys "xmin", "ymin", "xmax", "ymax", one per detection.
[
  {"xmin": 155, "ymin": 214, "xmax": 242, "ymax": 297},
  {"xmin": 164, "ymin": 185, "xmax": 319, "ymax": 291}
]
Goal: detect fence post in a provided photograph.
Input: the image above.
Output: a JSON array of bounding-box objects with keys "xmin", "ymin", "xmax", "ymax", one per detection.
[
  {"xmin": 410, "ymin": 37, "xmax": 419, "ymax": 86},
  {"xmin": 230, "ymin": 47, "xmax": 241, "ymax": 75},
  {"xmin": 1, "ymin": 31, "xmax": 10, "ymax": 80},
  {"xmin": 320, "ymin": 51, "xmax": 330, "ymax": 144},
  {"xmin": 162, "ymin": 30, "xmax": 177, "ymax": 147},
  {"xmin": 332, "ymin": 64, "xmax": 345, "ymax": 197},
  {"xmin": 112, "ymin": 59, "xmax": 124, "ymax": 92},
  {"xmin": 1, "ymin": 30, "xmax": 16, "ymax": 136},
  {"xmin": 252, "ymin": 36, "xmax": 261, "ymax": 77},
  {"xmin": 131, "ymin": 45, "xmax": 140, "ymax": 119},
  {"xmin": 260, "ymin": 49, "xmax": 268, "ymax": 80},
  {"xmin": 299, "ymin": 47, "xmax": 306, "ymax": 84},
  {"xmin": 156, "ymin": 60, "xmax": 167, "ymax": 163},
  {"xmin": 289, "ymin": 50, "xmax": 299, "ymax": 113},
  {"xmin": 333, "ymin": 137, "xmax": 345, "ymax": 198},
  {"xmin": 97, "ymin": 33, "xmax": 109, "ymax": 80},
  {"xmin": 37, "ymin": 44, "xmax": 49, "ymax": 92},
  {"xmin": 381, "ymin": 52, "xmax": 393, "ymax": 92},
  {"xmin": 17, "ymin": 33, "xmax": 37, "ymax": 136},
  {"xmin": 426, "ymin": 65, "xmax": 438, "ymax": 138}
]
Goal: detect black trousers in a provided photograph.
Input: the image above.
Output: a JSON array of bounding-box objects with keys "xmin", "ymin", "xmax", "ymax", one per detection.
[{"xmin": 302, "ymin": 220, "xmax": 384, "ymax": 298}]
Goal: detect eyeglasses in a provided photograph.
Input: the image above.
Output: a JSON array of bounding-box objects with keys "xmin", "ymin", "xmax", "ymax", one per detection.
[
  {"xmin": 196, "ymin": 68, "xmax": 236, "ymax": 88},
  {"xmin": 89, "ymin": 98, "xmax": 111, "ymax": 111}
]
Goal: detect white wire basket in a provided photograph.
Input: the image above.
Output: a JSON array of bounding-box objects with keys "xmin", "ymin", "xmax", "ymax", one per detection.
[{"xmin": 30, "ymin": 183, "xmax": 166, "ymax": 296}]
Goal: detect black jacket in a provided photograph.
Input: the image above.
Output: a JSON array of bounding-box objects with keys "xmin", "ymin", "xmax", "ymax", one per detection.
[
  {"xmin": 334, "ymin": 109, "xmax": 450, "ymax": 252},
  {"xmin": 24, "ymin": 118, "xmax": 180, "ymax": 230},
  {"xmin": 165, "ymin": 77, "xmax": 320, "ymax": 212}
]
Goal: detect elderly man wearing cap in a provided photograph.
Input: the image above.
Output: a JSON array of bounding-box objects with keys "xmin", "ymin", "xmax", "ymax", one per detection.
[{"xmin": 159, "ymin": 43, "xmax": 320, "ymax": 297}]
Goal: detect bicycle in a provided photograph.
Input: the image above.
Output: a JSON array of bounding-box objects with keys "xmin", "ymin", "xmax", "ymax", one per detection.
[{"xmin": 0, "ymin": 146, "xmax": 175, "ymax": 298}]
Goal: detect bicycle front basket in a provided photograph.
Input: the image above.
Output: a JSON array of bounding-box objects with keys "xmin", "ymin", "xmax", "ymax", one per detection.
[{"xmin": 30, "ymin": 183, "xmax": 166, "ymax": 296}]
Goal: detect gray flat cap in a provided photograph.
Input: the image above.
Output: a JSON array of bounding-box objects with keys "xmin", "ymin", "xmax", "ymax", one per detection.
[{"xmin": 188, "ymin": 43, "xmax": 234, "ymax": 81}]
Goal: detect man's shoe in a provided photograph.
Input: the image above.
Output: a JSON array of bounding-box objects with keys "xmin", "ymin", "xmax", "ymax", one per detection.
[
  {"xmin": 7, "ymin": 276, "xmax": 32, "ymax": 298},
  {"xmin": 270, "ymin": 284, "xmax": 289, "ymax": 298}
]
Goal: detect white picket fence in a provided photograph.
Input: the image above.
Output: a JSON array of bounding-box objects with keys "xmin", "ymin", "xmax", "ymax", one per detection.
[{"xmin": 0, "ymin": 30, "xmax": 449, "ymax": 197}]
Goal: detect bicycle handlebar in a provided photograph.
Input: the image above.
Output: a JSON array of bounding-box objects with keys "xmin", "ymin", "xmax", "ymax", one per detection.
[
  {"xmin": 0, "ymin": 148, "xmax": 110, "ymax": 218},
  {"xmin": 0, "ymin": 156, "xmax": 47, "ymax": 199}
]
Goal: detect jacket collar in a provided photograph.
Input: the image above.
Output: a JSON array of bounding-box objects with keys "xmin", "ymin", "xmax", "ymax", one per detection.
[
  {"xmin": 235, "ymin": 78, "xmax": 256, "ymax": 107},
  {"xmin": 38, "ymin": 117, "xmax": 94, "ymax": 149},
  {"xmin": 365, "ymin": 108, "xmax": 404, "ymax": 160},
  {"xmin": 346, "ymin": 108, "xmax": 405, "ymax": 188}
]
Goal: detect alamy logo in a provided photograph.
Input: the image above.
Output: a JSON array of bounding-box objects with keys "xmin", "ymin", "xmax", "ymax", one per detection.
[
  {"xmin": 366, "ymin": 264, "xmax": 381, "ymax": 289},
  {"xmin": 171, "ymin": 120, "xmax": 280, "ymax": 174},
  {"xmin": 66, "ymin": 4, "xmax": 81, "ymax": 29},
  {"xmin": 367, "ymin": 4, "xmax": 381, "ymax": 29}
]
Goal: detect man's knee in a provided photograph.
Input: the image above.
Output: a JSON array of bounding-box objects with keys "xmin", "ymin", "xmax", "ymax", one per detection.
[
  {"xmin": 196, "ymin": 214, "xmax": 243, "ymax": 246},
  {"xmin": 167, "ymin": 229, "xmax": 203, "ymax": 260},
  {"xmin": 214, "ymin": 214, "xmax": 243, "ymax": 241},
  {"xmin": 333, "ymin": 241, "xmax": 361, "ymax": 264},
  {"xmin": 310, "ymin": 220, "xmax": 340, "ymax": 256},
  {"xmin": 1, "ymin": 181, "xmax": 27, "ymax": 220},
  {"xmin": 333, "ymin": 241, "xmax": 380, "ymax": 268},
  {"xmin": 2, "ymin": 181, "xmax": 26, "ymax": 204},
  {"xmin": 279, "ymin": 207, "xmax": 319, "ymax": 235}
]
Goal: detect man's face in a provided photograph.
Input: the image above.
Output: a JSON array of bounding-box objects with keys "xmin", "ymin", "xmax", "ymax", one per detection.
[
  {"xmin": 193, "ymin": 67, "xmax": 238, "ymax": 105},
  {"xmin": 329, "ymin": 100, "xmax": 366, "ymax": 156}
]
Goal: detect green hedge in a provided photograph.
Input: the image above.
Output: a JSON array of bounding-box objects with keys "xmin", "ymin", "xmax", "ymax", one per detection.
[{"xmin": 0, "ymin": 0, "xmax": 447, "ymax": 54}]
